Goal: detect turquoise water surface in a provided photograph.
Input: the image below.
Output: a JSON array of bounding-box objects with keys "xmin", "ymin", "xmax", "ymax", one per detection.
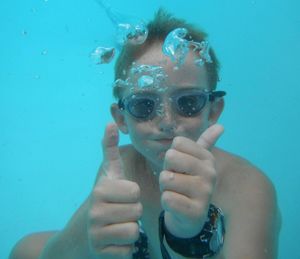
[{"xmin": 1, "ymin": 0, "xmax": 299, "ymax": 258}]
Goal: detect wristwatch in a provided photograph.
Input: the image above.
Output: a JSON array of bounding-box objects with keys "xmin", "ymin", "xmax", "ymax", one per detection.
[{"xmin": 159, "ymin": 204, "xmax": 225, "ymax": 258}]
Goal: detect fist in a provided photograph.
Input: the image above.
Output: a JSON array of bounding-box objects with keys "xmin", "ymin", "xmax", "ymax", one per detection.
[
  {"xmin": 159, "ymin": 124, "xmax": 224, "ymax": 238},
  {"xmin": 87, "ymin": 123, "xmax": 143, "ymax": 258}
]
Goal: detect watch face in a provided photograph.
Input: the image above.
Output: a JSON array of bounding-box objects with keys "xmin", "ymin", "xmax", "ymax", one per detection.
[{"xmin": 209, "ymin": 211, "xmax": 225, "ymax": 252}]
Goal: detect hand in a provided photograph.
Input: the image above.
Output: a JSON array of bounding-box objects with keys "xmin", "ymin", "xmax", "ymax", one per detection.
[
  {"xmin": 87, "ymin": 123, "xmax": 142, "ymax": 258},
  {"xmin": 159, "ymin": 124, "xmax": 224, "ymax": 238}
]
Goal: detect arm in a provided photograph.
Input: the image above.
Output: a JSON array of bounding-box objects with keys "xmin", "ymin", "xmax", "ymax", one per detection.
[
  {"xmin": 222, "ymin": 167, "xmax": 281, "ymax": 259},
  {"xmin": 9, "ymin": 198, "xmax": 92, "ymax": 259},
  {"xmin": 160, "ymin": 166, "xmax": 281, "ymax": 259},
  {"xmin": 9, "ymin": 123, "xmax": 142, "ymax": 259}
]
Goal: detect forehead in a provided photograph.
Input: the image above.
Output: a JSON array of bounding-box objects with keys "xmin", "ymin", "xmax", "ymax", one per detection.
[{"xmin": 133, "ymin": 41, "xmax": 209, "ymax": 87}]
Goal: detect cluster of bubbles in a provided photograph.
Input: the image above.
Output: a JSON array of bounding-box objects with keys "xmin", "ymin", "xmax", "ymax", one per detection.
[
  {"xmin": 114, "ymin": 64, "xmax": 169, "ymax": 93},
  {"xmin": 162, "ymin": 27, "xmax": 212, "ymax": 69}
]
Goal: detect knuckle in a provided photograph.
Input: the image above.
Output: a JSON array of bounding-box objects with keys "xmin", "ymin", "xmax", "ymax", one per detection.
[
  {"xmin": 172, "ymin": 136, "xmax": 185, "ymax": 149},
  {"xmin": 165, "ymin": 149, "xmax": 176, "ymax": 160},
  {"xmin": 88, "ymin": 228, "xmax": 105, "ymax": 249},
  {"xmin": 207, "ymin": 167, "xmax": 217, "ymax": 182},
  {"xmin": 135, "ymin": 202, "xmax": 143, "ymax": 218},
  {"xmin": 192, "ymin": 202, "xmax": 205, "ymax": 218},
  {"xmin": 92, "ymin": 186, "xmax": 106, "ymax": 200},
  {"xmin": 130, "ymin": 182, "xmax": 141, "ymax": 200},
  {"xmin": 88, "ymin": 206, "xmax": 98, "ymax": 222},
  {"xmin": 120, "ymin": 245, "xmax": 134, "ymax": 258},
  {"xmin": 161, "ymin": 191, "xmax": 175, "ymax": 208},
  {"xmin": 126, "ymin": 222, "xmax": 140, "ymax": 242},
  {"xmin": 132, "ymin": 222, "xmax": 140, "ymax": 237},
  {"xmin": 159, "ymin": 170, "xmax": 170, "ymax": 185}
]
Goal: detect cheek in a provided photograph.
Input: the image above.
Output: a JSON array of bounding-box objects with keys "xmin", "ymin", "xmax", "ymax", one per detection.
[
  {"xmin": 126, "ymin": 120, "xmax": 152, "ymax": 146},
  {"xmin": 177, "ymin": 112, "xmax": 210, "ymax": 141}
]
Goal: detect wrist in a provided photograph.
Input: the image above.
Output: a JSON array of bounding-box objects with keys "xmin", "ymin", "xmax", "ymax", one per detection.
[
  {"xmin": 164, "ymin": 211, "xmax": 206, "ymax": 238},
  {"xmin": 159, "ymin": 204, "xmax": 225, "ymax": 258}
]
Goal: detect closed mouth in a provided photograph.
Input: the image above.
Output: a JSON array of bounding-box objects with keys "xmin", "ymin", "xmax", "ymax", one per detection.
[{"xmin": 155, "ymin": 138, "xmax": 174, "ymax": 144}]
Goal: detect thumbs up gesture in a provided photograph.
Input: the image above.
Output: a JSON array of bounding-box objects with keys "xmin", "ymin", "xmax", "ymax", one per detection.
[
  {"xmin": 159, "ymin": 124, "xmax": 224, "ymax": 238},
  {"xmin": 87, "ymin": 123, "xmax": 142, "ymax": 258}
]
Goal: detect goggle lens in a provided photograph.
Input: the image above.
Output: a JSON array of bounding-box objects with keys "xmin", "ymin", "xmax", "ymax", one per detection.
[
  {"xmin": 127, "ymin": 97, "xmax": 155, "ymax": 119},
  {"xmin": 177, "ymin": 93, "xmax": 207, "ymax": 117}
]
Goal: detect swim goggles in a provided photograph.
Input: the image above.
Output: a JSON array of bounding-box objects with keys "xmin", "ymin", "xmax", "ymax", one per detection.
[{"xmin": 118, "ymin": 88, "xmax": 226, "ymax": 120}]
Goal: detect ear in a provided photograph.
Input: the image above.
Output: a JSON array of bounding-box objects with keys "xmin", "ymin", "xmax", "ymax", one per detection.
[
  {"xmin": 208, "ymin": 98, "xmax": 224, "ymax": 125},
  {"xmin": 110, "ymin": 103, "xmax": 129, "ymax": 134}
]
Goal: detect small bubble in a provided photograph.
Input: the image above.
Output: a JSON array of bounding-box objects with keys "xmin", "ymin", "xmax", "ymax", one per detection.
[
  {"xmin": 157, "ymin": 109, "xmax": 164, "ymax": 117},
  {"xmin": 90, "ymin": 46, "xmax": 115, "ymax": 64},
  {"xmin": 41, "ymin": 49, "xmax": 48, "ymax": 55},
  {"xmin": 34, "ymin": 75, "xmax": 41, "ymax": 80},
  {"xmin": 138, "ymin": 75, "xmax": 154, "ymax": 88},
  {"xmin": 21, "ymin": 30, "xmax": 28, "ymax": 36},
  {"xmin": 194, "ymin": 58, "xmax": 205, "ymax": 67}
]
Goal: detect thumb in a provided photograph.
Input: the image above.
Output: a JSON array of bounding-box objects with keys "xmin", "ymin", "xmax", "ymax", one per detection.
[
  {"xmin": 197, "ymin": 124, "xmax": 224, "ymax": 150},
  {"xmin": 100, "ymin": 123, "xmax": 125, "ymax": 180}
]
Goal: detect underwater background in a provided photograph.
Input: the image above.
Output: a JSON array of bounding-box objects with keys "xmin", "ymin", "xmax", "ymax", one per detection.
[{"xmin": 0, "ymin": 0, "xmax": 299, "ymax": 258}]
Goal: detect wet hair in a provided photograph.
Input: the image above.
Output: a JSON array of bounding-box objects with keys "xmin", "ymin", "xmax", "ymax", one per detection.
[{"xmin": 113, "ymin": 8, "xmax": 220, "ymax": 99}]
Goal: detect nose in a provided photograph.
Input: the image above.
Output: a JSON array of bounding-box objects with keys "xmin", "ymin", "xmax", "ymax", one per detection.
[{"xmin": 156, "ymin": 100, "xmax": 177, "ymax": 133}]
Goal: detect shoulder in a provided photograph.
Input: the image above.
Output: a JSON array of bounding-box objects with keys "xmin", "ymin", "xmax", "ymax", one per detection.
[
  {"xmin": 9, "ymin": 231, "xmax": 56, "ymax": 259},
  {"xmin": 213, "ymin": 147, "xmax": 277, "ymax": 200},
  {"xmin": 212, "ymin": 148, "xmax": 281, "ymax": 258},
  {"xmin": 212, "ymin": 147, "xmax": 281, "ymax": 231},
  {"xmin": 212, "ymin": 147, "xmax": 281, "ymax": 221}
]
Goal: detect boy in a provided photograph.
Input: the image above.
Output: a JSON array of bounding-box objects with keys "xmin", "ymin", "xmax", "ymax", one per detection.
[{"xmin": 10, "ymin": 9, "xmax": 281, "ymax": 259}]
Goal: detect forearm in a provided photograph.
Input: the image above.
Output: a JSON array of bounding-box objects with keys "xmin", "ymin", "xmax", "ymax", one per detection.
[{"xmin": 40, "ymin": 198, "xmax": 92, "ymax": 259}]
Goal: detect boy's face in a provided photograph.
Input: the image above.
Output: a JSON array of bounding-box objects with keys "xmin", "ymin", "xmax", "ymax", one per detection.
[{"xmin": 112, "ymin": 41, "xmax": 223, "ymax": 172}]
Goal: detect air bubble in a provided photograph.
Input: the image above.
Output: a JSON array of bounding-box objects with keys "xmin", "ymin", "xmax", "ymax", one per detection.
[
  {"xmin": 162, "ymin": 28, "xmax": 189, "ymax": 67},
  {"xmin": 191, "ymin": 40, "xmax": 212, "ymax": 66},
  {"xmin": 90, "ymin": 46, "xmax": 115, "ymax": 64},
  {"xmin": 138, "ymin": 75, "xmax": 154, "ymax": 88},
  {"xmin": 96, "ymin": 0, "xmax": 148, "ymax": 46},
  {"xmin": 41, "ymin": 49, "xmax": 48, "ymax": 55}
]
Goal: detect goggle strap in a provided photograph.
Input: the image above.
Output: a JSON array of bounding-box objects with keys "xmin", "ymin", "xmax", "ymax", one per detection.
[
  {"xmin": 209, "ymin": 91, "xmax": 226, "ymax": 102},
  {"xmin": 118, "ymin": 99, "xmax": 125, "ymax": 110}
]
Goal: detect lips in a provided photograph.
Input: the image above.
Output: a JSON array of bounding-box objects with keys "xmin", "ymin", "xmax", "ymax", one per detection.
[
  {"xmin": 158, "ymin": 138, "xmax": 173, "ymax": 143},
  {"xmin": 154, "ymin": 137, "xmax": 174, "ymax": 145}
]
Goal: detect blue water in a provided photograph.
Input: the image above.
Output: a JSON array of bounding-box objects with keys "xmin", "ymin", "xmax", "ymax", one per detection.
[{"xmin": 1, "ymin": 0, "xmax": 299, "ymax": 258}]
